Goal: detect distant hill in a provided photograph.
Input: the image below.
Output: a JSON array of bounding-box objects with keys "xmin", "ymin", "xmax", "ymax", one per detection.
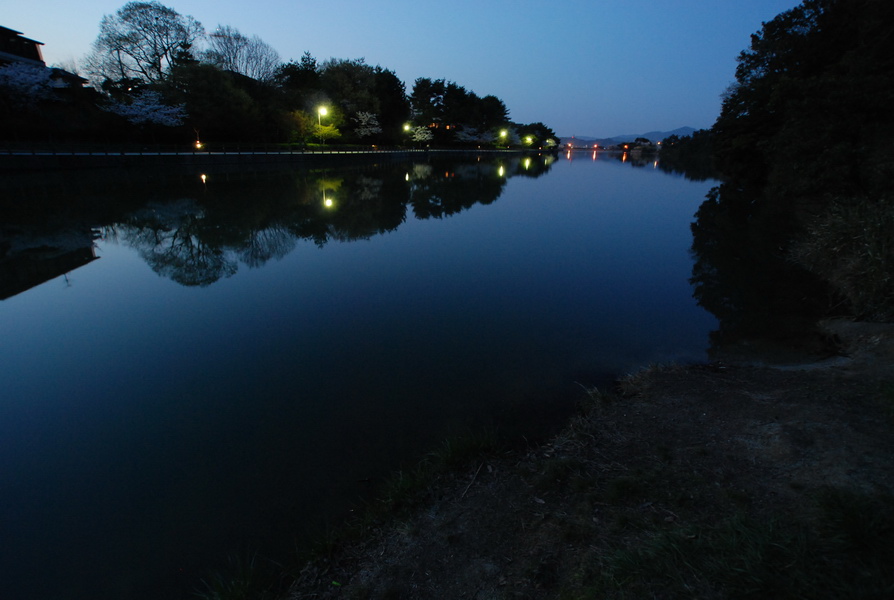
[{"xmin": 560, "ymin": 127, "xmax": 697, "ymax": 148}]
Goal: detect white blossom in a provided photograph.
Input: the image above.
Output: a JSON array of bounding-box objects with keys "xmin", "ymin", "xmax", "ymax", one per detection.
[
  {"xmin": 455, "ymin": 127, "xmax": 496, "ymax": 144},
  {"xmin": 0, "ymin": 62, "xmax": 55, "ymax": 102},
  {"xmin": 352, "ymin": 112, "xmax": 383, "ymax": 138},
  {"xmin": 410, "ymin": 126, "xmax": 433, "ymax": 143},
  {"xmin": 104, "ymin": 90, "xmax": 186, "ymax": 126}
]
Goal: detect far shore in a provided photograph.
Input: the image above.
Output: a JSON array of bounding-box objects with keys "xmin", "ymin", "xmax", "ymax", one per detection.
[{"xmin": 0, "ymin": 144, "xmax": 554, "ymax": 172}]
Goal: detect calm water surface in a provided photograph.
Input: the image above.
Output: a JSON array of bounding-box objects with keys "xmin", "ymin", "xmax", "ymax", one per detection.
[{"xmin": 0, "ymin": 152, "xmax": 718, "ymax": 599}]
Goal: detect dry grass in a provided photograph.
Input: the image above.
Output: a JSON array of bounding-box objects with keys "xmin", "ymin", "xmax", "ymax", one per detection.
[{"xmin": 793, "ymin": 194, "xmax": 894, "ymax": 320}]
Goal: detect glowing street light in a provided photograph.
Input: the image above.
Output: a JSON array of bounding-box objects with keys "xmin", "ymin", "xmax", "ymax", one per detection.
[{"xmin": 317, "ymin": 106, "xmax": 328, "ymax": 144}]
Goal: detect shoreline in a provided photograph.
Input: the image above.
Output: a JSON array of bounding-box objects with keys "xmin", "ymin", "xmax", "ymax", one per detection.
[
  {"xmin": 0, "ymin": 146, "xmax": 551, "ymax": 171},
  {"xmin": 278, "ymin": 318, "xmax": 894, "ymax": 599}
]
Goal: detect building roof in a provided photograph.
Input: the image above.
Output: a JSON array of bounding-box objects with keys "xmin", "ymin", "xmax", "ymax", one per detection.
[{"xmin": 0, "ymin": 25, "xmax": 46, "ymax": 65}]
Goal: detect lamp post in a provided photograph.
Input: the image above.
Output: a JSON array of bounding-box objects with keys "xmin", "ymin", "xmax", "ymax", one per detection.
[{"xmin": 317, "ymin": 106, "xmax": 328, "ymax": 144}]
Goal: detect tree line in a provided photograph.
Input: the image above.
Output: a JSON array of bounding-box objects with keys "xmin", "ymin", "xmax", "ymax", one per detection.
[
  {"xmin": 0, "ymin": 1, "xmax": 557, "ymax": 148},
  {"xmin": 666, "ymin": 0, "xmax": 894, "ymax": 323}
]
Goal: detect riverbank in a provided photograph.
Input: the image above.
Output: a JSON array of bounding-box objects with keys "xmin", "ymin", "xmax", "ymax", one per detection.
[
  {"xmin": 283, "ymin": 318, "xmax": 894, "ymax": 599},
  {"xmin": 0, "ymin": 145, "xmax": 548, "ymax": 171}
]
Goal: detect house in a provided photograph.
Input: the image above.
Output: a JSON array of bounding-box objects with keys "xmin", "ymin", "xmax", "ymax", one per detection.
[
  {"xmin": 0, "ymin": 26, "xmax": 45, "ymax": 66},
  {"xmin": 0, "ymin": 25, "xmax": 86, "ymax": 88}
]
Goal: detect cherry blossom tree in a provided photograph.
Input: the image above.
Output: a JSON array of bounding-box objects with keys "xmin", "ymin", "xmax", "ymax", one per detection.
[
  {"xmin": 352, "ymin": 112, "xmax": 382, "ymax": 138},
  {"xmin": 0, "ymin": 62, "xmax": 55, "ymax": 105},
  {"xmin": 103, "ymin": 89, "xmax": 186, "ymax": 126},
  {"xmin": 410, "ymin": 126, "xmax": 433, "ymax": 143}
]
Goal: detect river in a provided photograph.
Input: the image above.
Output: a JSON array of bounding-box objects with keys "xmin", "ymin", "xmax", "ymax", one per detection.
[{"xmin": 0, "ymin": 150, "xmax": 718, "ymax": 599}]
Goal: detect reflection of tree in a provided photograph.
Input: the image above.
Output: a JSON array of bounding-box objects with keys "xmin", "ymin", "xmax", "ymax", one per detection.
[
  {"xmin": 409, "ymin": 164, "xmax": 503, "ymax": 218},
  {"xmin": 690, "ymin": 183, "xmax": 834, "ymax": 351},
  {"xmin": 237, "ymin": 226, "xmax": 296, "ymax": 269},
  {"xmin": 100, "ymin": 154, "xmax": 556, "ymax": 285},
  {"xmin": 147, "ymin": 227, "xmax": 237, "ymax": 286},
  {"xmin": 117, "ymin": 200, "xmax": 239, "ymax": 286},
  {"xmin": 318, "ymin": 175, "xmax": 408, "ymax": 243},
  {"xmin": 657, "ymin": 131, "xmax": 717, "ymax": 182},
  {"xmin": 408, "ymin": 156, "xmax": 555, "ymax": 219},
  {"xmin": 602, "ymin": 151, "xmax": 655, "ymax": 169}
]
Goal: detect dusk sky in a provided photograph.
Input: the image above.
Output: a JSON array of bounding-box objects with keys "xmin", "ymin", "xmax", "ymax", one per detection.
[{"xmin": 7, "ymin": 0, "xmax": 804, "ymax": 137}]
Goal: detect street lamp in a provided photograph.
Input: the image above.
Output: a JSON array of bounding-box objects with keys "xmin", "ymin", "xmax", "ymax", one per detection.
[{"xmin": 317, "ymin": 106, "xmax": 328, "ymax": 143}]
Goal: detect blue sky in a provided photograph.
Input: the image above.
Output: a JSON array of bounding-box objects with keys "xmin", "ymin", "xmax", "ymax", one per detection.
[{"xmin": 6, "ymin": 0, "xmax": 803, "ymax": 136}]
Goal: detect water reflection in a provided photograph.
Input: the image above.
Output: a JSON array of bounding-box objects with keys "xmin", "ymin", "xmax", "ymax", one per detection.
[
  {"xmin": 560, "ymin": 146, "xmax": 714, "ymax": 182},
  {"xmin": 561, "ymin": 148, "xmax": 659, "ymax": 169},
  {"xmin": 1, "ymin": 154, "xmax": 555, "ymax": 293},
  {"xmin": 689, "ymin": 181, "xmax": 836, "ymax": 359},
  {"xmin": 557, "ymin": 147, "xmax": 833, "ymax": 357},
  {"xmin": 0, "ymin": 153, "xmax": 715, "ymax": 600}
]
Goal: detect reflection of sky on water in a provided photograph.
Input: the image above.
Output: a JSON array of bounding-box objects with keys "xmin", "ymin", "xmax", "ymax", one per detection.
[{"xmin": 0, "ymin": 155, "xmax": 718, "ymax": 600}]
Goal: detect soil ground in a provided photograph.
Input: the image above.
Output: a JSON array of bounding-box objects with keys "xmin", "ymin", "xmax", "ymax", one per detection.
[{"xmin": 285, "ymin": 319, "xmax": 894, "ymax": 599}]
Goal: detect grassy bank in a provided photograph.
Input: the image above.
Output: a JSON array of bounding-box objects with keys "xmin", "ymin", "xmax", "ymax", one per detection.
[{"xmin": 199, "ymin": 319, "xmax": 894, "ymax": 599}]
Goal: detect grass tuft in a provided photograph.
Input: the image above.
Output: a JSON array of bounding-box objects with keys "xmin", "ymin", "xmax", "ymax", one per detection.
[
  {"xmin": 574, "ymin": 488, "xmax": 894, "ymax": 599},
  {"xmin": 193, "ymin": 552, "xmax": 284, "ymax": 600}
]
